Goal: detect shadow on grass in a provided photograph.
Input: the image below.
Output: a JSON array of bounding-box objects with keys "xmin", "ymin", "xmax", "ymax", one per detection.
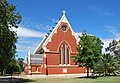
[
  {"xmin": 75, "ymin": 76, "xmax": 100, "ymax": 79},
  {"xmin": 0, "ymin": 77, "xmax": 34, "ymax": 83},
  {"xmin": 76, "ymin": 75, "xmax": 120, "ymax": 79}
]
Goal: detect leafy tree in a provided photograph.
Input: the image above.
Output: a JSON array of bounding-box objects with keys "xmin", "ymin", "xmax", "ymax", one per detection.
[
  {"xmin": 73, "ymin": 31, "xmax": 103, "ymax": 77},
  {"xmin": 105, "ymin": 39, "xmax": 120, "ymax": 70},
  {"xmin": 17, "ymin": 58, "xmax": 24, "ymax": 71},
  {"xmin": 0, "ymin": 0, "xmax": 22, "ymax": 75},
  {"xmin": 93, "ymin": 40, "xmax": 120, "ymax": 76},
  {"xmin": 106, "ymin": 39, "xmax": 120, "ymax": 57},
  {"xmin": 93, "ymin": 54, "xmax": 120, "ymax": 76},
  {"xmin": 5, "ymin": 59, "xmax": 21, "ymax": 74}
]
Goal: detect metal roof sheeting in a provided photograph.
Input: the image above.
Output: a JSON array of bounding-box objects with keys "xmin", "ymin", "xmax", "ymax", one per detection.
[{"xmin": 30, "ymin": 54, "xmax": 43, "ymax": 64}]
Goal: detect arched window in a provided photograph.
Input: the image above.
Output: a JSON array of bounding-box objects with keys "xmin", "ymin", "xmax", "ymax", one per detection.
[
  {"xmin": 59, "ymin": 48, "xmax": 62, "ymax": 64},
  {"xmin": 67, "ymin": 48, "xmax": 70, "ymax": 64},
  {"xmin": 59, "ymin": 42, "xmax": 70, "ymax": 65}
]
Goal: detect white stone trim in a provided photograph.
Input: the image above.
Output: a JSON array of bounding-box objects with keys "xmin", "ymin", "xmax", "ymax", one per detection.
[
  {"xmin": 63, "ymin": 68, "xmax": 67, "ymax": 73},
  {"xmin": 67, "ymin": 64, "xmax": 71, "ymax": 66},
  {"xmin": 28, "ymin": 70, "xmax": 31, "ymax": 75},
  {"xmin": 28, "ymin": 66, "xmax": 31, "ymax": 69},
  {"xmin": 57, "ymin": 40, "xmax": 72, "ymax": 53},
  {"xmin": 59, "ymin": 64, "xmax": 71, "ymax": 66},
  {"xmin": 33, "ymin": 11, "xmax": 77, "ymax": 53},
  {"xmin": 33, "ymin": 36, "xmax": 46, "ymax": 54},
  {"xmin": 31, "ymin": 72, "xmax": 41, "ymax": 73},
  {"xmin": 43, "ymin": 11, "xmax": 77, "ymax": 48},
  {"xmin": 59, "ymin": 64, "xmax": 63, "ymax": 66},
  {"xmin": 43, "ymin": 47, "xmax": 49, "ymax": 52},
  {"xmin": 44, "ymin": 64, "xmax": 47, "ymax": 68},
  {"xmin": 44, "ymin": 54, "xmax": 46, "ymax": 58}
]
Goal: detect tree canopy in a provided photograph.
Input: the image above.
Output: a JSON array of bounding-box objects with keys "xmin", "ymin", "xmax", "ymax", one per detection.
[
  {"xmin": 0, "ymin": 0, "xmax": 22, "ymax": 75},
  {"xmin": 106, "ymin": 39, "xmax": 120, "ymax": 57},
  {"xmin": 73, "ymin": 31, "xmax": 103, "ymax": 77},
  {"xmin": 5, "ymin": 59, "xmax": 21, "ymax": 74},
  {"xmin": 93, "ymin": 39, "xmax": 120, "ymax": 76},
  {"xmin": 17, "ymin": 58, "xmax": 24, "ymax": 71}
]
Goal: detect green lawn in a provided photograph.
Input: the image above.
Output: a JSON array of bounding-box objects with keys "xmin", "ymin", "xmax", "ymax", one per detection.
[
  {"xmin": 33, "ymin": 76, "xmax": 120, "ymax": 83},
  {"xmin": 0, "ymin": 76, "xmax": 120, "ymax": 83}
]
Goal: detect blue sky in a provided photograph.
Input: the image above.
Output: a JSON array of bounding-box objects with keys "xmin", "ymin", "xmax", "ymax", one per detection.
[{"xmin": 8, "ymin": 0, "xmax": 120, "ymax": 59}]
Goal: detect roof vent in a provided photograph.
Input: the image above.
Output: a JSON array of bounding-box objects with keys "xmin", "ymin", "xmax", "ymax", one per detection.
[
  {"xmin": 52, "ymin": 27, "xmax": 54, "ymax": 29},
  {"xmin": 50, "ymin": 30, "xmax": 52, "ymax": 32},
  {"xmin": 47, "ymin": 33, "xmax": 50, "ymax": 35},
  {"xmin": 45, "ymin": 35, "xmax": 48, "ymax": 37},
  {"xmin": 55, "ymin": 22, "xmax": 57, "ymax": 24}
]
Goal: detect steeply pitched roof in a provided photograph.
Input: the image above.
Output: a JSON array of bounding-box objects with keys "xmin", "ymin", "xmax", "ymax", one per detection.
[
  {"xmin": 33, "ymin": 11, "xmax": 77, "ymax": 54},
  {"xmin": 34, "ymin": 36, "xmax": 48, "ymax": 54}
]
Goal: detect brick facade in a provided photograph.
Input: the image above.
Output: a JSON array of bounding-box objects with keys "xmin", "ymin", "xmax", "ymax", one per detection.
[{"xmin": 25, "ymin": 12, "xmax": 86, "ymax": 75}]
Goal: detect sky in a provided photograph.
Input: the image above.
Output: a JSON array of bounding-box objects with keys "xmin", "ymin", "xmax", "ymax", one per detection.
[{"xmin": 8, "ymin": 0, "xmax": 120, "ymax": 59}]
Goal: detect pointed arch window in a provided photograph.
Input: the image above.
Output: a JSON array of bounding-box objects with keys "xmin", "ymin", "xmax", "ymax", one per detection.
[
  {"xmin": 67, "ymin": 48, "xmax": 70, "ymax": 64},
  {"xmin": 59, "ymin": 42, "xmax": 70, "ymax": 65},
  {"xmin": 59, "ymin": 48, "xmax": 62, "ymax": 64}
]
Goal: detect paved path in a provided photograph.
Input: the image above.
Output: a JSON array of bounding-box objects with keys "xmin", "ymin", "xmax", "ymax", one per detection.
[
  {"xmin": 0, "ymin": 73, "xmax": 89, "ymax": 79},
  {"xmin": 0, "ymin": 74, "xmax": 88, "ymax": 82},
  {"xmin": 25, "ymin": 73, "xmax": 87, "ymax": 79}
]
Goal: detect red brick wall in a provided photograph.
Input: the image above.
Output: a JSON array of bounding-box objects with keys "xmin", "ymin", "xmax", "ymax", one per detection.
[
  {"xmin": 31, "ymin": 66, "xmax": 42, "ymax": 72},
  {"xmin": 47, "ymin": 67, "xmax": 86, "ymax": 74},
  {"xmin": 46, "ymin": 53, "xmax": 76, "ymax": 65},
  {"xmin": 29, "ymin": 22, "xmax": 86, "ymax": 75},
  {"xmin": 45, "ymin": 22, "xmax": 78, "ymax": 65},
  {"xmin": 46, "ymin": 22, "xmax": 77, "ymax": 52},
  {"xmin": 41, "ymin": 22, "xmax": 86, "ymax": 74},
  {"xmin": 46, "ymin": 53, "xmax": 59, "ymax": 65}
]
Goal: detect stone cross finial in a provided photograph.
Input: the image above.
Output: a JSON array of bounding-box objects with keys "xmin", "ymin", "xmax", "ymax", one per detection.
[{"xmin": 62, "ymin": 10, "xmax": 66, "ymax": 15}]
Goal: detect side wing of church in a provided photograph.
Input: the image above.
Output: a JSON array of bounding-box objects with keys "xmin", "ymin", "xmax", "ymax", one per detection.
[{"xmin": 24, "ymin": 11, "xmax": 86, "ymax": 75}]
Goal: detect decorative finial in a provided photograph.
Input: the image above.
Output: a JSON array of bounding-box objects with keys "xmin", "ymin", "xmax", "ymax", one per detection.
[
  {"xmin": 62, "ymin": 10, "xmax": 66, "ymax": 15},
  {"xmin": 28, "ymin": 47, "xmax": 30, "ymax": 56}
]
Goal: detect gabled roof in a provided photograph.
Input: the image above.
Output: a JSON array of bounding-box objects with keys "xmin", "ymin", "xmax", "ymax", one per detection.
[
  {"xmin": 33, "ymin": 11, "xmax": 77, "ymax": 54},
  {"xmin": 34, "ymin": 36, "xmax": 48, "ymax": 54}
]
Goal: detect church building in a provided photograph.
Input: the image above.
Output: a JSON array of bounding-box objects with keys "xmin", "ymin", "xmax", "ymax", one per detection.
[{"xmin": 24, "ymin": 11, "xmax": 86, "ymax": 75}]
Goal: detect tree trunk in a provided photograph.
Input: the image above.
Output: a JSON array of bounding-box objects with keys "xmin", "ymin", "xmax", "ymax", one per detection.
[
  {"xmin": 104, "ymin": 68, "xmax": 106, "ymax": 77},
  {"xmin": 1, "ymin": 69, "xmax": 4, "ymax": 76},
  {"xmin": 87, "ymin": 67, "xmax": 89, "ymax": 77},
  {"xmin": 11, "ymin": 73, "xmax": 12, "ymax": 83}
]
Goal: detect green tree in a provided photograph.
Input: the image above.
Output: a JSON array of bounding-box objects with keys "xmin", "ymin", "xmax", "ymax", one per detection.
[
  {"xmin": 106, "ymin": 39, "xmax": 120, "ymax": 57},
  {"xmin": 17, "ymin": 58, "xmax": 24, "ymax": 71},
  {"xmin": 93, "ymin": 40, "xmax": 120, "ymax": 76},
  {"xmin": 73, "ymin": 31, "xmax": 103, "ymax": 77},
  {"xmin": 93, "ymin": 54, "xmax": 120, "ymax": 76},
  {"xmin": 105, "ymin": 40, "xmax": 120, "ymax": 70},
  {"xmin": 0, "ymin": 0, "xmax": 21, "ymax": 75},
  {"xmin": 5, "ymin": 59, "xmax": 21, "ymax": 74}
]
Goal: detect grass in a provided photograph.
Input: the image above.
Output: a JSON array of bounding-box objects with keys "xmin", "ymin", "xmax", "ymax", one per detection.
[
  {"xmin": 33, "ymin": 76, "xmax": 120, "ymax": 83},
  {"xmin": 0, "ymin": 76, "xmax": 120, "ymax": 83}
]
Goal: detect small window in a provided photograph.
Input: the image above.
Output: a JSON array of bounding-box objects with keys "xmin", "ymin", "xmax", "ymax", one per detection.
[
  {"xmin": 61, "ymin": 25, "xmax": 67, "ymax": 31},
  {"xmin": 36, "ymin": 67, "xmax": 38, "ymax": 72}
]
